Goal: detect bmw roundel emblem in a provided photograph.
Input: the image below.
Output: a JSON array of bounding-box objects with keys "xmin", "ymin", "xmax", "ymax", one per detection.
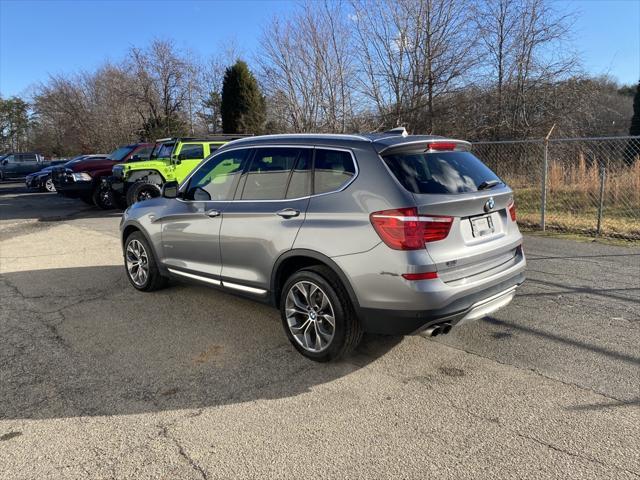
[{"xmin": 484, "ymin": 197, "xmax": 495, "ymax": 212}]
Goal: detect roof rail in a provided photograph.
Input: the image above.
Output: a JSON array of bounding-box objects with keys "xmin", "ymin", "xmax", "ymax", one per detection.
[{"xmin": 155, "ymin": 134, "xmax": 254, "ymax": 143}]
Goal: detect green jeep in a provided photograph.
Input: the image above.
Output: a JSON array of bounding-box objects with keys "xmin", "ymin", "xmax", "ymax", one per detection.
[{"xmin": 101, "ymin": 136, "xmax": 247, "ymax": 208}]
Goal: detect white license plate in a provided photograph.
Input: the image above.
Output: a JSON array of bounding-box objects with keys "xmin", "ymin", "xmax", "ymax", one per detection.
[{"xmin": 471, "ymin": 215, "xmax": 494, "ymax": 237}]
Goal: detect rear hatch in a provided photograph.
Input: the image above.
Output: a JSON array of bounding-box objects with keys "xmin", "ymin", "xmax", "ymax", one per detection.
[{"xmin": 380, "ymin": 141, "xmax": 522, "ymax": 285}]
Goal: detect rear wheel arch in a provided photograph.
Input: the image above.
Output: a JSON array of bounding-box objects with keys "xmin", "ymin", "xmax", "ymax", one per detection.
[{"xmin": 271, "ymin": 250, "xmax": 361, "ymax": 311}]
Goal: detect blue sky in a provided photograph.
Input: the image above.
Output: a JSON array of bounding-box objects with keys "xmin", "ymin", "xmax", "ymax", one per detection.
[{"xmin": 0, "ymin": 0, "xmax": 638, "ymax": 98}]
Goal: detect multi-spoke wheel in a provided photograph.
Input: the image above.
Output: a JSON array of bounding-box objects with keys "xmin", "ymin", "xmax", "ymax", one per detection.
[
  {"xmin": 124, "ymin": 232, "xmax": 167, "ymax": 291},
  {"xmin": 126, "ymin": 239, "xmax": 149, "ymax": 287},
  {"xmin": 280, "ymin": 266, "xmax": 362, "ymax": 361},
  {"xmin": 44, "ymin": 177, "xmax": 56, "ymax": 192},
  {"xmin": 285, "ymin": 281, "xmax": 336, "ymax": 353}
]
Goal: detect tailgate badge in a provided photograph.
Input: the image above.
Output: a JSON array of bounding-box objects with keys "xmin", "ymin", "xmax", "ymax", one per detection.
[{"xmin": 484, "ymin": 197, "xmax": 495, "ymax": 212}]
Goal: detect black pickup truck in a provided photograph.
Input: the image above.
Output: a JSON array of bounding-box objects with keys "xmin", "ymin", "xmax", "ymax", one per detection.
[{"xmin": 0, "ymin": 153, "xmax": 53, "ymax": 180}]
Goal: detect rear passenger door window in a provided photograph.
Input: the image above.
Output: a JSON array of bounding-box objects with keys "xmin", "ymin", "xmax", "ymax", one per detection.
[
  {"xmin": 313, "ymin": 149, "xmax": 356, "ymax": 194},
  {"xmin": 240, "ymin": 148, "xmax": 304, "ymax": 200}
]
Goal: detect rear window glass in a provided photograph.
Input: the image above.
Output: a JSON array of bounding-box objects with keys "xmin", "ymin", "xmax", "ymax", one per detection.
[
  {"xmin": 382, "ymin": 151, "xmax": 502, "ymax": 194},
  {"xmin": 314, "ymin": 149, "xmax": 356, "ymax": 194}
]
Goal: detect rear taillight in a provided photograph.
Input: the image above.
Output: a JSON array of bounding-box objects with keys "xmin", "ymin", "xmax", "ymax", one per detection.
[
  {"xmin": 370, "ymin": 207, "xmax": 453, "ymax": 250},
  {"xmin": 508, "ymin": 200, "xmax": 517, "ymax": 221}
]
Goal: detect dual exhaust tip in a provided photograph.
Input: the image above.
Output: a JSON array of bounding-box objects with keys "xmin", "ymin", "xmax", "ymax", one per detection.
[{"xmin": 424, "ymin": 322, "xmax": 452, "ymax": 337}]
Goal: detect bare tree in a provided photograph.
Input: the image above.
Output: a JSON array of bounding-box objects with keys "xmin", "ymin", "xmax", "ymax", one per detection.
[
  {"xmin": 351, "ymin": 0, "xmax": 476, "ymax": 133},
  {"xmin": 126, "ymin": 40, "xmax": 193, "ymax": 139},
  {"xmin": 473, "ymin": 0, "xmax": 577, "ymax": 138},
  {"xmin": 258, "ymin": 1, "xmax": 356, "ymax": 133}
]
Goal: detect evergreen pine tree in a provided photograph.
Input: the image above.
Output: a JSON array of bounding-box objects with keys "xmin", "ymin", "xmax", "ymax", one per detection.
[
  {"xmin": 220, "ymin": 61, "xmax": 266, "ymax": 134},
  {"xmin": 624, "ymin": 81, "xmax": 640, "ymax": 165},
  {"xmin": 629, "ymin": 81, "xmax": 640, "ymax": 137}
]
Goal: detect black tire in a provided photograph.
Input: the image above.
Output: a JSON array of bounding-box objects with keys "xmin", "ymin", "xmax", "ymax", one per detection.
[
  {"xmin": 280, "ymin": 265, "xmax": 363, "ymax": 362},
  {"xmin": 123, "ymin": 231, "xmax": 168, "ymax": 292},
  {"xmin": 126, "ymin": 181, "xmax": 161, "ymax": 207},
  {"xmin": 93, "ymin": 182, "xmax": 116, "ymax": 210}
]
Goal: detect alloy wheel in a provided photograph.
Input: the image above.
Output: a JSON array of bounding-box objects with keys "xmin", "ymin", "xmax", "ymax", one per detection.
[
  {"xmin": 45, "ymin": 178, "xmax": 56, "ymax": 192},
  {"xmin": 285, "ymin": 281, "xmax": 336, "ymax": 353},
  {"xmin": 126, "ymin": 239, "xmax": 149, "ymax": 287}
]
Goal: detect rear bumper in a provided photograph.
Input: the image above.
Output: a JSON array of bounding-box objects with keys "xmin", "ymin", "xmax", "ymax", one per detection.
[{"xmin": 358, "ymin": 271, "xmax": 525, "ymax": 335}]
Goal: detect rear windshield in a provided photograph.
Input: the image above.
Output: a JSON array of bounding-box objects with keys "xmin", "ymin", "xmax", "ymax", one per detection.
[
  {"xmin": 108, "ymin": 146, "xmax": 134, "ymax": 161},
  {"xmin": 382, "ymin": 151, "xmax": 502, "ymax": 194}
]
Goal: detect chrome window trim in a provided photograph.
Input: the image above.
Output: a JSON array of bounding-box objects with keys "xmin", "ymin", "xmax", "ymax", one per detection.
[{"xmin": 176, "ymin": 144, "xmax": 359, "ymax": 204}]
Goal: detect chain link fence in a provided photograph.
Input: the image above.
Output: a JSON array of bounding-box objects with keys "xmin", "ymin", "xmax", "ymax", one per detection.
[{"xmin": 472, "ymin": 136, "xmax": 640, "ymax": 242}]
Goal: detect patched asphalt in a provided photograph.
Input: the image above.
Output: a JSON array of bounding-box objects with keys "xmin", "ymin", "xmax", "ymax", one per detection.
[{"xmin": 1, "ymin": 182, "xmax": 639, "ymax": 479}]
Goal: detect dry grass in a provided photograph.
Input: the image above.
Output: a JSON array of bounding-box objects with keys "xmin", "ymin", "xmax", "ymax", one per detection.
[{"xmin": 502, "ymin": 159, "xmax": 640, "ymax": 241}]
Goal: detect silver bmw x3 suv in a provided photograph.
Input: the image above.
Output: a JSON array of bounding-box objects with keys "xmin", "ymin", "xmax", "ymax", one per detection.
[{"xmin": 120, "ymin": 132, "xmax": 526, "ymax": 361}]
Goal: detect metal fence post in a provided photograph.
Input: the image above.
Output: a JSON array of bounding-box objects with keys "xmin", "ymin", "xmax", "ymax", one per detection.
[
  {"xmin": 541, "ymin": 140, "xmax": 548, "ymax": 231},
  {"xmin": 541, "ymin": 125, "xmax": 555, "ymax": 231},
  {"xmin": 596, "ymin": 165, "xmax": 606, "ymax": 236}
]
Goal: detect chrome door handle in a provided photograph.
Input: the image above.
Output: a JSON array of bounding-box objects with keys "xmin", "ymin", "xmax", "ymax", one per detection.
[
  {"xmin": 206, "ymin": 209, "xmax": 221, "ymax": 218},
  {"xmin": 276, "ymin": 208, "xmax": 300, "ymax": 219}
]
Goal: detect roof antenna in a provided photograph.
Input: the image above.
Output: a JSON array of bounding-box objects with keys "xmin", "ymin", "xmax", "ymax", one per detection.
[{"xmin": 385, "ymin": 126, "xmax": 408, "ymax": 137}]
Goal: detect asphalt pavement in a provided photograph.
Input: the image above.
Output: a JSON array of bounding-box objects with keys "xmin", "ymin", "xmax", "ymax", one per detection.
[{"xmin": 1, "ymin": 181, "xmax": 638, "ymax": 479}]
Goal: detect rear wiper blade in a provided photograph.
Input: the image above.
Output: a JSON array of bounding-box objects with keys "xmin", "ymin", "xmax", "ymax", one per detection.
[{"xmin": 477, "ymin": 180, "xmax": 501, "ymax": 190}]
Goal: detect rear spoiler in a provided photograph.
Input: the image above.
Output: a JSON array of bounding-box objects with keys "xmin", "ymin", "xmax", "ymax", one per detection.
[{"xmin": 378, "ymin": 139, "xmax": 472, "ymax": 155}]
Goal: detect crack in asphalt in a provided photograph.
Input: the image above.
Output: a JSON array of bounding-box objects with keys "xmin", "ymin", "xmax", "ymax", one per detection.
[
  {"xmin": 159, "ymin": 424, "xmax": 209, "ymax": 480},
  {"xmin": 438, "ymin": 391, "xmax": 640, "ymax": 478}
]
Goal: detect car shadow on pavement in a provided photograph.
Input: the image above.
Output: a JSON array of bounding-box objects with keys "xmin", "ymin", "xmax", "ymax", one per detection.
[
  {"xmin": 0, "ymin": 181, "xmax": 122, "ymax": 222},
  {"xmin": 0, "ymin": 265, "xmax": 402, "ymax": 420},
  {"xmin": 481, "ymin": 316, "xmax": 640, "ymax": 366}
]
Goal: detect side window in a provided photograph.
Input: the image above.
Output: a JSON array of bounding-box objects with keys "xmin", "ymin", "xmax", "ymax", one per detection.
[
  {"xmin": 313, "ymin": 149, "xmax": 356, "ymax": 194},
  {"xmin": 134, "ymin": 146, "xmax": 153, "ymax": 160},
  {"xmin": 179, "ymin": 144, "xmax": 204, "ymax": 160},
  {"xmin": 286, "ymin": 149, "xmax": 312, "ymax": 199},
  {"xmin": 185, "ymin": 149, "xmax": 249, "ymax": 201},
  {"xmin": 240, "ymin": 148, "xmax": 302, "ymax": 200},
  {"xmin": 4, "ymin": 155, "xmax": 15, "ymax": 163}
]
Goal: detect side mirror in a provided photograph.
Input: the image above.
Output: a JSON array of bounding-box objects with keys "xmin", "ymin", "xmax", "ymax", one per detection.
[
  {"xmin": 162, "ymin": 181, "xmax": 179, "ymax": 199},
  {"xmin": 1, "ymin": 160, "xmax": 7, "ymax": 165}
]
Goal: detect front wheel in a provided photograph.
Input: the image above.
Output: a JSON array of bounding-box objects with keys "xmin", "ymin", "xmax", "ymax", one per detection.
[
  {"xmin": 44, "ymin": 177, "xmax": 56, "ymax": 192},
  {"xmin": 93, "ymin": 182, "xmax": 116, "ymax": 209},
  {"xmin": 280, "ymin": 266, "xmax": 362, "ymax": 362},
  {"xmin": 124, "ymin": 232, "xmax": 167, "ymax": 291},
  {"xmin": 126, "ymin": 181, "xmax": 161, "ymax": 207}
]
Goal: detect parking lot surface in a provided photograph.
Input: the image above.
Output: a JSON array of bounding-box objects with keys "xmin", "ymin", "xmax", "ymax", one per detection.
[{"xmin": 1, "ymin": 182, "xmax": 639, "ymax": 479}]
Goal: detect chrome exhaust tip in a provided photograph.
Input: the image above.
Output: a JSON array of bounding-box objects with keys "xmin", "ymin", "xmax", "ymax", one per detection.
[
  {"xmin": 440, "ymin": 323, "xmax": 452, "ymax": 335},
  {"xmin": 424, "ymin": 325, "xmax": 441, "ymax": 337}
]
